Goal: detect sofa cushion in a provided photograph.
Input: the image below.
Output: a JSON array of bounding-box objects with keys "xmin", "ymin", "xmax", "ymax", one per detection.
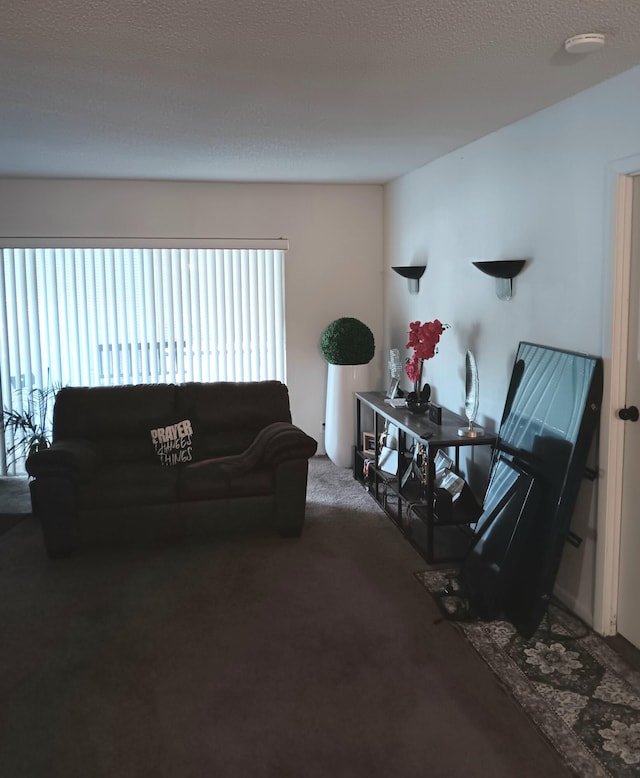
[
  {"xmin": 179, "ymin": 459, "xmax": 274, "ymax": 501},
  {"xmin": 54, "ymin": 384, "xmax": 178, "ymax": 463},
  {"xmin": 77, "ymin": 462, "xmax": 180, "ymax": 509},
  {"xmin": 180, "ymin": 381, "xmax": 292, "ymax": 458}
]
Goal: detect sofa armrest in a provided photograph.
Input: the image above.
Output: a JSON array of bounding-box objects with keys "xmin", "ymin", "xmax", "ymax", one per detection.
[
  {"xmin": 255, "ymin": 422, "xmax": 318, "ymax": 466},
  {"xmin": 26, "ymin": 439, "xmax": 103, "ymax": 480},
  {"xmin": 208, "ymin": 422, "xmax": 317, "ymax": 474}
]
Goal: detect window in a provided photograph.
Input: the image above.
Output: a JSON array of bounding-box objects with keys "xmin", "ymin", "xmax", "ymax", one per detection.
[{"xmin": 0, "ymin": 242, "xmax": 287, "ymax": 473}]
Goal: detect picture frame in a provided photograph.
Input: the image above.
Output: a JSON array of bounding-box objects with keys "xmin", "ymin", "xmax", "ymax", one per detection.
[{"xmin": 362, "ymin": 432, "xmax": 376, "ymax": 456}]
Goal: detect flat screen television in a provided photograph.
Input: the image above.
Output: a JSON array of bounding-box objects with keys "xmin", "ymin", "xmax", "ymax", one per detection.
[{"xmin": 461, "ymin": 342, "xmax": 603, "ymax": 637}]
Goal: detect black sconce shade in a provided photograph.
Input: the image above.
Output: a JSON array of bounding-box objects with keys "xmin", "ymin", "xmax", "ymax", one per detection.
[
  {"xmin": 392, "ymin": 265, "xmax": 426, "ymax": 294},
  {"xmin": 473, "ymin": 260, "xmax": 527, "ymax": 300},
  {"xmin": 472, "ymin": 260, "xmax": 526, "ymax": 279},
  {"xmin": 392, "ymin": 265, "xmax": 426, "ymax": 280}
]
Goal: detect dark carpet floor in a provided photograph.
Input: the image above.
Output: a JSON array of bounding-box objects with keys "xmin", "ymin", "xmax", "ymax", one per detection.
[{"xmin": 0, "ymin": 459, "xmax": 572, "ymax": 778}]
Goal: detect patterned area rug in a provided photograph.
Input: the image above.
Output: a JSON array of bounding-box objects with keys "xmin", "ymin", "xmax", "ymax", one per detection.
[{"xmin": 416, "ymin": 569, "xmax": 640, "ymax": 778}]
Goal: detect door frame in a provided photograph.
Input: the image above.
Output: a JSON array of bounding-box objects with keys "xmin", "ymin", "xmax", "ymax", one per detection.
[{"xmin": 594, "ymin": 157, "xmax": 640, "ymax": 636}]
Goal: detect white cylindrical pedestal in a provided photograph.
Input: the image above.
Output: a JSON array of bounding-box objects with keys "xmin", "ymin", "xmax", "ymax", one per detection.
[{"xmin": 324, "ymin": 363, "xmax": 371, "ymax": 468}]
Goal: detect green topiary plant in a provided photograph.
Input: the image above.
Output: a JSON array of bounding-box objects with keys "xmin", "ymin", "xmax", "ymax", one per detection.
[{"xmin": 320, "ymin": 317, "xmax": 375, "ymax": 365}]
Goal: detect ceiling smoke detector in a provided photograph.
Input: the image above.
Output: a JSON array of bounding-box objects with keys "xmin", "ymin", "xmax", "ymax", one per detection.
[{"xmin": 564, "ymin": 33, "xmax": 606, "ymax": 54}]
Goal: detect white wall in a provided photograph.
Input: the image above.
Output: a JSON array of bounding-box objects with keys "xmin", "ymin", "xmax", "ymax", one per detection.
[
  {"xmin": 0, "ymin": 179, "xmax": 384, "ymax": 448},
  {"xmin": 384, "ymin": 66, "xmax": 640, "ymax": 625}
]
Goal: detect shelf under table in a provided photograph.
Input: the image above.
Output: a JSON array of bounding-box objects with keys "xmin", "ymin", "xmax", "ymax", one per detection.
[{"xmin": 354, "ymin": 392, "xmax": 496, "ymax": 563}]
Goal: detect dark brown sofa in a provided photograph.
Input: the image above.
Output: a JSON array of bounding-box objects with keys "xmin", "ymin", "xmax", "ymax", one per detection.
[{"xmin": 26, "ymin": 381, "xmax": 317, "ymax": 557}]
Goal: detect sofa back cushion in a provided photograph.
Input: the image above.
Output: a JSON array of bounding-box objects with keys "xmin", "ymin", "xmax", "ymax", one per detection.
[
  {"xmin": 52, "ymin": 381, "xmax": 292, "ymax": 464},
  {"xmin": 54, "ymin": 384, "xmax": 178, "ymax": 463},
  {"xmin": 180, "ymin": 381, "xmax": 292, "ymax": 457}
]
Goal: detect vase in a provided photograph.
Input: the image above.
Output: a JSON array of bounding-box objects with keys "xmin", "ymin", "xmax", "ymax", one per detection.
[
  {"xmin": 325, "ymin": 362, "xmax": 372, "ymax": 467},
  {"xmin": 407, "ymin": 356, "xmax": 431, "ymax": 415},
  {"xmin": 406, "ymin": 381, "xmax": 431, "ymax": 415}
]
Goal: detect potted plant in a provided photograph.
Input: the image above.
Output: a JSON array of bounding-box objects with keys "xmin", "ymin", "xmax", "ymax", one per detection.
[
  {"xmin": 320, "ymin": 317, "xmax": 375, "ymax": 467},
  {"xmin": 2, "ymin": 385, "xmax": 58, "ymax": 472},
  {"xmin": 404, "ymin": 319, "xmax": 448, "ymax": 413}
]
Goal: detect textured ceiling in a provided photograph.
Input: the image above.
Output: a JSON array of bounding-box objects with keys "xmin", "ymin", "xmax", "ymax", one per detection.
[{"xmin": 1, "ymin": 0, "xmax": 640, "ymax": 183}]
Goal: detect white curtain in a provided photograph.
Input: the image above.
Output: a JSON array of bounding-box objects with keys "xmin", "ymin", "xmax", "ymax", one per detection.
[{"xmin": 0, "ymin": 246, "xmax": 286, "ymax": 473}]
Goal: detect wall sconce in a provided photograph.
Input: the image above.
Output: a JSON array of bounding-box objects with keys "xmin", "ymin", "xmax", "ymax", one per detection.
[
  {"xmin": 472, "ymin": 260, "xmax": 526, "ymax": 301},
  {"xmin": 392, "ymin": 265, "xmax": 426, "ymax": 294}
]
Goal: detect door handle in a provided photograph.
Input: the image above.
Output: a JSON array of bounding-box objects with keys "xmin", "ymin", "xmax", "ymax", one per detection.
[{"xmin": 618, "ymin": 405, "xmax": 639, "ymax": 422}]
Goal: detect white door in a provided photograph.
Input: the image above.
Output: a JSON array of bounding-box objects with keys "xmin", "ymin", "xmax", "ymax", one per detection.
[{"xmin": 617, "ymin": 176, "xmax": 640, "ymax": 649}]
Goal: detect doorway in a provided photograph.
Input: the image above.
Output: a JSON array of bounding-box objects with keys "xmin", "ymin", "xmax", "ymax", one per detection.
[
  {"xmin": 596, "ymin": 164, "xmax": 640, "ymax": 646},
  {"xmin": 616, "ymin": 176, "xmax": 640, "ymax": 648}
]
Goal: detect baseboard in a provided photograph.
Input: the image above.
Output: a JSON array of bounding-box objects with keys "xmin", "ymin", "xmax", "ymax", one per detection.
[{"xmin": 553, "ymin": 583, "xmax": 594, "ymax": 629}]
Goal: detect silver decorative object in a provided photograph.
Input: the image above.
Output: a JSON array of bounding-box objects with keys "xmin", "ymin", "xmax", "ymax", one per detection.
[
  {"xmin": 388, "ymin": 348, "xmax": 402, "ymax": 379},
  {"xmin": 386, "ymin": 348, "xmax": 403, "ymax": 399},
  {"xmin": 458, "ymin": 350, "xmax": 484, "ymax": 437}
]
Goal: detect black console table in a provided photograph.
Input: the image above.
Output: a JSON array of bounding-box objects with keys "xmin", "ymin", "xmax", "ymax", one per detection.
[{"xmin": 354, "ymin": 391, "xmax": 496, "ymax": 563}]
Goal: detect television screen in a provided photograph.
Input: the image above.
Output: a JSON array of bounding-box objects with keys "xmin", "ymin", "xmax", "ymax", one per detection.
[{"xmin": 498, "ymin": 343, "xmax": 597, "ymax": 477}]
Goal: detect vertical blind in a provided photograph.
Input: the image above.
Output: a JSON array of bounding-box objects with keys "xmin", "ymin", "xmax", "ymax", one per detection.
[{"xmin": 0, "ymin": 245, "xmax": 286, "ymax": 473}]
